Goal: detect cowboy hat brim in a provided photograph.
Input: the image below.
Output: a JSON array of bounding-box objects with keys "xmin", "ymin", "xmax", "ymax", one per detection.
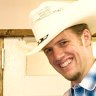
[{"xmin": 27, "ymin": 0, "xmax": 96, "ymax": 55}]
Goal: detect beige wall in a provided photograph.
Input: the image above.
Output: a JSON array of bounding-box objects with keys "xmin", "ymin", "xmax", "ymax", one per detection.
[{"xmin": 0, "ymin": 0, "xmax": 76, "ymax": 29}]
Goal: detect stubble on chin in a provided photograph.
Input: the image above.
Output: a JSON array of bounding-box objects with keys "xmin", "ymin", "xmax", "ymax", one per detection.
[{"xmin": 65, "ymin": 72, "xmax": 81, "ymax": 82}]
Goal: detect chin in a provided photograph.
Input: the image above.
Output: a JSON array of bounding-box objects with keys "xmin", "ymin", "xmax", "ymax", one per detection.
[{"xmin": 64, "ymin": 72, "xmax": 81, "ymax": 81}]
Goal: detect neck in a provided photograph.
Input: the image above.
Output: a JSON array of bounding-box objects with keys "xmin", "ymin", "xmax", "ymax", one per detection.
[{"xmin": 71, "ymin": 56, "xmax": 95, "ymax": 87}]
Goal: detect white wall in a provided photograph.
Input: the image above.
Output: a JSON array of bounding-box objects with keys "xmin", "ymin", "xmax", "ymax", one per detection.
[{"xmin": 3, "ymin": 38, "xmax": 70, "ymax": 96}]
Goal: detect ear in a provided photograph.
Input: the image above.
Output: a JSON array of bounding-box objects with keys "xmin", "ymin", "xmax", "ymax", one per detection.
[{"xmin": 81, "ymin": 29, "xmax": 91, "ymax": 47}]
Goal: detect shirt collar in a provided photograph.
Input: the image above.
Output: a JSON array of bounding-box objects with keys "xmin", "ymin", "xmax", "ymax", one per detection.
[{"xmin": 79, "ymin": 61, "xmax": 96, "ymax": 91}]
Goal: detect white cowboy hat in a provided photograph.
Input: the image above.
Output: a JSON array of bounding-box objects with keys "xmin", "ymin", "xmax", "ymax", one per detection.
[{"xmin": 28, "ymin": 0, "xmax": 96, "ymax": 55}]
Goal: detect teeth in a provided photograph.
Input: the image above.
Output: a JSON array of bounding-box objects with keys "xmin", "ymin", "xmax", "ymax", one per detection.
[{"xmin": 60, "ymin": 59, "xmax": 72, "ymax": 68}]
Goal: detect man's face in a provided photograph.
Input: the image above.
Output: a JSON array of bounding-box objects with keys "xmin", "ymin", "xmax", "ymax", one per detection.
[{"xmin": 43, "ymin": 29, "xmax": 91, "ymax": 82}]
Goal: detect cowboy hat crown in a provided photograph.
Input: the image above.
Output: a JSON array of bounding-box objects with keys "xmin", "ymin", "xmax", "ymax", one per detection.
[{"xmin": 28, "ymin": 0, "xmax": 96, "ymax": 55}]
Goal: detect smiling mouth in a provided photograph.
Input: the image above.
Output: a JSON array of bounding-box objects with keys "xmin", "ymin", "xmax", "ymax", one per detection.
[{"xmin": 60, "ymin": 58, "xmax": 72, "ymax": 68}]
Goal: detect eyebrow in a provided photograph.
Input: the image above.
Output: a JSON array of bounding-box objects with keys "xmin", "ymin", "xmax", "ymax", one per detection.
[{"xmin": 56, "ymin": 38, "xmax": 67, "ymax": 44}]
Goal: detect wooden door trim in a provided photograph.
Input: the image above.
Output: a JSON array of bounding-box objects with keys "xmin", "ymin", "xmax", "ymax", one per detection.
[{"xmin": 0, "ymin": 38, "xmax": 4, "ymax": 96}]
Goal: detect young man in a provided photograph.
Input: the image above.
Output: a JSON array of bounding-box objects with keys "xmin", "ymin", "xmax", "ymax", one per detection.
[{"xmin": 28, "ymin": 0, "xmax": 96, "ymax": 96}]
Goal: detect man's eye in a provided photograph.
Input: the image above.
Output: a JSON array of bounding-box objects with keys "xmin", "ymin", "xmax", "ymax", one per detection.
[
  {"xmin": 44, "ymin": 48, "xmax": 52, "ymax": 55},
  {"xmin": 59, "ymin": 40, "xmax": 68, "ymax": 46}
]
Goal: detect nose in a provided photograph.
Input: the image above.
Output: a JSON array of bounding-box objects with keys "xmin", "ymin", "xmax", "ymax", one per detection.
[{"xmin": 53, "ymin": 47, "xmax": 65, "ymax": 61}]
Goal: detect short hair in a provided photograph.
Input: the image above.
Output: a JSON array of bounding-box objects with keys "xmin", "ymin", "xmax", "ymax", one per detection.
[{"xmin": 66, "ymin": 23, "xmax": 90, "ymax": 37}]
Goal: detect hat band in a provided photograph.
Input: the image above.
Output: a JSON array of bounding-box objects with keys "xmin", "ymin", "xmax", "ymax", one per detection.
[{"xmin": 38, "ymin": 34, "xmax": 49, "ymax": 45}]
